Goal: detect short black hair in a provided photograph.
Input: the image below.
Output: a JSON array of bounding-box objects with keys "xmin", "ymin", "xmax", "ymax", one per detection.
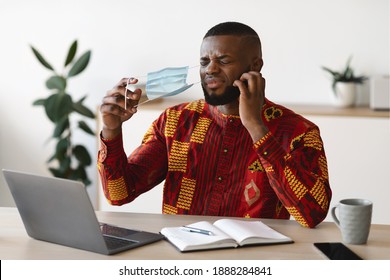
[
  {"xmin": 203, "ymin": 21, "xmax": 259, "ymax": 39},
  {"xmin": 203, "ymin": 22, "xmax": 262, "ymax": 56}
]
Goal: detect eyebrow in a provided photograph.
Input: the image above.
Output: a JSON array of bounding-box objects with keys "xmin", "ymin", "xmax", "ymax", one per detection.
[{"xmin": 200, "ymin": 54, "xmax": 232, "ymax": 60}]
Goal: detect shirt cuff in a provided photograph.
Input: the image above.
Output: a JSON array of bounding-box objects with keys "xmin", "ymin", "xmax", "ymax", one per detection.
[
  {"xmin": 98, "ymin": 131, "xmax": 124, "ymax": 163},
  {"xmin": 253, "ymin": 132, "xmax": 287, "ymax": 170}
]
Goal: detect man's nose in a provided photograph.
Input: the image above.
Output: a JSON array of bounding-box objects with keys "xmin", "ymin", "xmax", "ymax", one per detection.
[{"xmin": 205, "ymin": 60, "xmax": 220, "ymax": 75}]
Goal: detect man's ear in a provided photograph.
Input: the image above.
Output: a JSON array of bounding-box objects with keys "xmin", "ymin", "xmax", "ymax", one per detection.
[{"xmin": 251, "ymin": 57, "xmax": 263, "ymax": 72}]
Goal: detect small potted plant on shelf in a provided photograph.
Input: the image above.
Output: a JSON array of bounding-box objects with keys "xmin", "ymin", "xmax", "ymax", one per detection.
[{"xmin": 322, "ymin": 56, "xmax": 368, "ymax": 107}]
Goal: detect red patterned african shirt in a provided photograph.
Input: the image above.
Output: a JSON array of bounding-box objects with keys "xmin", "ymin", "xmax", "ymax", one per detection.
[{"xmin": 98, "ymin": 98, "xmax": 331, "ymax": 228}]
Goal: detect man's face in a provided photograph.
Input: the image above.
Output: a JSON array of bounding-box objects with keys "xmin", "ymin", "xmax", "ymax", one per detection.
[{"xmin": 200, "ymin": 35, "xmax": 255, "ymax": 106}]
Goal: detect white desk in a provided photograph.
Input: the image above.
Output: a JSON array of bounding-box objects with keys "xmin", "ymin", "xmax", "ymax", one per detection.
[{"xmin": 1, "ymin": 207, "xmax": 389, "ymax": 260}]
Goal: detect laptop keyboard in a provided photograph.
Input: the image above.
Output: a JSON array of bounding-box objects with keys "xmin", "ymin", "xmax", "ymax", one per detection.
[
  {"xmin": 100, "ymin": 223, "xmax": 140, "ymax": 250},
  {"xmin": 103, "ymin": 235, "xmax": 137, "ymax": 250},
  {"xmin": 100, "ymin": 223, "xmax": 139, "ymax": 237}
]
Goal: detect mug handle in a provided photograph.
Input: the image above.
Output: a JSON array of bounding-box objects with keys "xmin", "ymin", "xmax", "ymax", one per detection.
[{"xmin": 331, "ymin": 205, "xmax": 340, "ymax": 227}]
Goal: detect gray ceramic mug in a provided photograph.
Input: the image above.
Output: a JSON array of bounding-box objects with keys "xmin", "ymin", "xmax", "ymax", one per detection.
[{"xmin": 331, "ymin": 198, "xmax": 373, "ymax": 244}]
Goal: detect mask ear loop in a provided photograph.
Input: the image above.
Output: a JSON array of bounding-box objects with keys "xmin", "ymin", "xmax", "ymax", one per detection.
[{"xmin": 124, "ymin": 77, "xmax": 130, "ymax": 111}]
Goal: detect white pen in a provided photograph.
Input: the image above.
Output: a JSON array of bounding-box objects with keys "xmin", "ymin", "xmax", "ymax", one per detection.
[{"xmin": 180, "ymin": 226, "xmax": 214, "ymax": 236}]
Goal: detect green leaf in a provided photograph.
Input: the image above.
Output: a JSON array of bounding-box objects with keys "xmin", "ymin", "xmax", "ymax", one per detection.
[
  {"xmin": 30, "ymin": 46, "xmax": 54, "ymax": 71},
  {"xmin": 46, "ymin": 75, "xmax": 67, "ymax": 91},
  {"xmin": 78, "ymin": 120, "xmax": 95, "ymax": 135},
  {"xmin": 68, "ymin": 50, "xmax": 91, "ymax": 77},
  {"xmin": 71, "ymin": 165, "xmax": 86, "ymax": 179},
  {"xmin": 58, "ymin": 157, "xmax": 71, "ymax": 174},
  {"xmin": 47, "ymin": 153, "xmax": 56, "ymax": 163},
  {"xmin": 44, "ymin": 93, "xmax": 73, "ymax": 122},
  {"xmin": 55, "ymin": 137, "xmax": 69, "ymax": 161},
  {"xmin": 33, "ymin": 98, "xmax": 45, "ymax": 106},
  {"xmin": 49, "ymin": 168, "xmax": 65, "ymax": 178},
  {"xmin": 84, "ymin": 179, "xmax": 92, "ymax": 187},
  {"xmin": 73, "ymin": 145, "xmax": 91, "ymax": 166},
  {"xmin": 65, "ymin": 40, "xmax": 78, "ymax": 67},
  {"xmin": 69, "ymin": 166, "xmax": 91, "ymax": 186},
  {"xmin": 321, "ymin": 66, "xmax": 337, "ymax": 77},
  {"xmin": 53, "ymin": 117, "xmax": 70, "ymax": 138},
  {"xmin": 76, "ymin": 95, "xmax": 87, "ymax": 103},
  {"xmin": 73, "ymin": 101, "xmax": 95, "ymax": 118}
]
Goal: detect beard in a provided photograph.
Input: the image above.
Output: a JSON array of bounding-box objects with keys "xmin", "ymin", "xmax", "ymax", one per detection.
[{"xmin": 202, "ymin": 84, "xmax": 241, "ymax": 106}]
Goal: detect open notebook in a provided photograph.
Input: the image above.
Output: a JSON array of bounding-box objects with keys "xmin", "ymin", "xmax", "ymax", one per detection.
[
  {"xmin": 161, "ymin": 218, "xmax": 293, "ymax": 252},
  {"xmin": 3, "ymin": 169, "xmax": 164, "ymax": 255}
]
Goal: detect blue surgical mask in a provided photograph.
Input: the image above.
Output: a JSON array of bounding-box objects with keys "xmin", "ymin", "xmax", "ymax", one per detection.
[{"xmin": 145, "ymin": 66, "xmax": 193, "ymax": 100}]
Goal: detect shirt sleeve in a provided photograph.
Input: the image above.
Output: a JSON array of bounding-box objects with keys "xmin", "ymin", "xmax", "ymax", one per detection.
[
  {"xmin": 254, "ymin": 128, "xmax": 332, "ymax": 228},
  {"xmin": 97, "ymin": 119, "xmax": 168, "ymax": 206}
]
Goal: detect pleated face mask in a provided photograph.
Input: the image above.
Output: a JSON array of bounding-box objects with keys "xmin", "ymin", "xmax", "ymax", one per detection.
[
  {"xmin": 126, "ymin": 66, "xmax": 194, "ymax": 108},
  {"xmin": 146, "ymin": 66, "xmax": 194, "ymax": 99}
]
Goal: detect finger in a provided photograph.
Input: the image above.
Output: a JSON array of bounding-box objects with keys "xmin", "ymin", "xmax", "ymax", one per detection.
[
  {"xmin": 104, "ymin": 89, "xmax": 141, "ymax": 113},
  {"xmin": 125, "ymin": 89, "xmax": 142, "ymax": 110},
  {"xmin": 112, "ymin": 78, "xmax": 140, "ymax": 99},
  {"xmin": 253, "ymin": 72, "xmax": 262, "ymax": 98},
  {"xmin": 102, "ymin": 93, "xmax": 131, "ymax": 117},
  {"xmin": 102, "ymin": 94, "xmax": 125, "ymax": 106},
  {"xmin": 124, "ymin": 79, "xmax": 142, "ymax": 104},
  {"xmin": 256, "ymin": 72, "xmax": 266, "ymax": 99},
  {"xmin": 100, "ymin": 103, "xmax": 125, "ymax": 117},
  {"xmin": 233, "ymin": 79, "xmax": 248, "ymax": 95},
  {"xmin": 105, "ymin": 85, "xmax": 127, "ymax": 101},
  {"xmin": 243, "ymin": 71, "xmax": 261, "ymax": 94},
  {"xmin": 116, "ymin": 77, "xmax": 138, "ymax": 88},
  {"xmin": 234, "ymin": 72, "xmax": 257, "ymax": 98},
  {"xmin": 127, "ymin": 88, "xmax": 142, "ymax": 100},
  {"xmin": 261, "ymin": 73, "xmax": 266, "ymax": 92}
]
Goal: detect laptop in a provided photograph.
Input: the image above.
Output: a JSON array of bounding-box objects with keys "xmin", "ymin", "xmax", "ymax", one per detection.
[{"xmin": 2, "ymin": 169, "xmax": 164, "ymax": 255}]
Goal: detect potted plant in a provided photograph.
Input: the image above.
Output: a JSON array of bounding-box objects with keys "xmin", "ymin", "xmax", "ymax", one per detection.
[
  {"xmin": 322, "ymin": 56, "xmax": 368, "ymax": 107},
  {"xmin": 31, "ymin": 40, "xmax": 95, "ymax": 186}
]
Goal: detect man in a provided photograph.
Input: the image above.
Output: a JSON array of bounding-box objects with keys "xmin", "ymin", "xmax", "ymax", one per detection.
[{"xmin": 98, "ymin": 22, "xmax": 331, "ymax": 228}]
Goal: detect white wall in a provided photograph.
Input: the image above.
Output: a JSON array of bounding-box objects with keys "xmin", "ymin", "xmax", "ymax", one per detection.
[
  {"xmin": 310, "ymin": 116, "xmax": 390, "ymax": 224},
  {"xmin": 1, "ymin": 0, "xmax": 389, "ymax": 209}
]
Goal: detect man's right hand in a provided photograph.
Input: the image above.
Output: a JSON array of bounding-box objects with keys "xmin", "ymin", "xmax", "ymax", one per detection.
[{"xmin": 100, "ymin": 78, "xmax": 142, "ymax": 140}]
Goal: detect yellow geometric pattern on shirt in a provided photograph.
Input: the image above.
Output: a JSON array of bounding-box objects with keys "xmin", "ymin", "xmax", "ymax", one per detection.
[
  {"xmin": 168, "ymin": 140, "xmax": 190, "ymax": 172},
  {"xmin": 303, "ymin": 129, "xmax": 322, "ymax": 150},
  {"xmin": 97, "ymin": 161, "xmax": 102, "ymax": 172},
  {"xmin": 264, "ymin": 106, "xmax": 283, "ymax": 122},
  {"xmin": 248, "ymin": 159, "xmax": 264, "ymax": 172},
  {"xmin": 176, "ymin": 177, "xmax": 197, "ymax": 210},
  {"xmin": 142, "ymin": 124, "xmax": 155, "ymax": 144},
  {"xmin": 254, "ymin": 131, "xmax": 271, "ymax": 149},
  {"xmin": 284, "ymin": 153, "xmax": 292, "ymax": 161},
  {"xmin": 190, "ymin": 117, "xmax": 212, "ymax": 144},
  {"xmin": 318, "ymin": 155, "xmax": 329, "ymax": 180},
  {"xmin": 107, "ymin": 177, "xmax": 128, "ymax": 201},
  {"xmin": 185, "ymin": 99, "xmax": 205, "ymax": 113},
  {"xmin": 265, "ymin": 166, "xmax": 274, "ymax": 173},
  {"xmin": 310, "ymin": 178, "xmax": 329, "ymax": 211},
  {"xmin": 165, "ymin": 109, "xmax": 182, "ymax": 138},
  {"xmin": 290, "ymin": 132, "xmax": 305, "ymax": 150},
  {"xmin": 163, "ymin": 203, "xmax": 178, "ymax": 214},
  {"xmin": 284, "ymin": 166, "xmax": 307, "ymax": 200},
  {"xmin": 286, "ymin": 206, "xmax": 309, "ymax": 227}
]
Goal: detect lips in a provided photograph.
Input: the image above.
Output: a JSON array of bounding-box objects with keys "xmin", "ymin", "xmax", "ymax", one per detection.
[{"xmin": 204, "ymin": 77, "xmax": 224, "ymax": 89}]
